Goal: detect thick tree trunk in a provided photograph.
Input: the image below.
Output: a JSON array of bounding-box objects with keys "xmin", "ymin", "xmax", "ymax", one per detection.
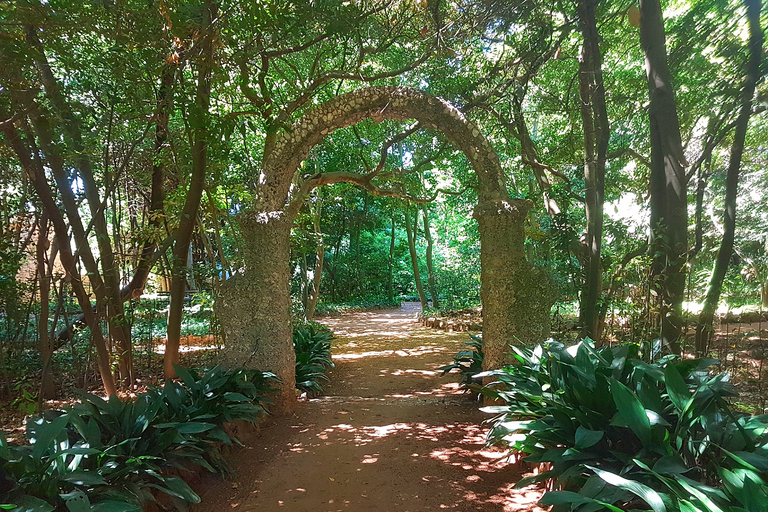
[
  {"xmin": 641, "ymin": 0, "xmax": 689, "ymax": 354},
  {"xmin": 216, "ymin": 213, "xmax": 296, "ymax": 412},
  {"xmin": 695, "ymin": 0, "xmax": 763, "ymax": 356},
  {"xmin": 405, "ymin": 205, "xmax": 428, "ymax": 310},
  {"xmin": 577, "ymin": 0, "xmax": 609, "ymax": 342},
  {"xmin": 474, "ymin": 199, "xmax": 556, "ymax": 372},
  {"xmin": 422, "ymin": 205, "xmax": 439, "ymax": 310},
  {"xmin": 165, "ymin": 0, "xmax": 217, "ymax": 379}
]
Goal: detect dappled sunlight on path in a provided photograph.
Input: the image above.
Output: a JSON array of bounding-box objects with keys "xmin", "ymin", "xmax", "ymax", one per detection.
[{"xmin": 194, "ymin": 303, "xmax": 545, "ymax": 512}]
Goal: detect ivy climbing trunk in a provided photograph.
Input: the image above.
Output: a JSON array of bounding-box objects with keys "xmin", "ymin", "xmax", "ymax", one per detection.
[
  {"xmin": 641, "ymin": 0, "xmax": 689, "ymax": 354},
  {"xmin": 216, "ymin": 213, "xmax": 296, "ymax": 412},
  {"xmin": 695, "ymin": 0, "xmax": 763, "ymax": 356}
]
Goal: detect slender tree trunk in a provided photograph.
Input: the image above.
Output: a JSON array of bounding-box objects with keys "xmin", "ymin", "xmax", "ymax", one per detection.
[
  {"xmin": 405, "ymin": 205, "xmax": 428, "ymax": 310},
  {"xmin": 165, "ymin": 0, "xmax": 217, "ymax": 379},
  {"xmin": 0, "ymin": 120, "xmax": 118, "ymax": 396},
  {"xmin": 205, "ymin": 188, "xmax": 232, "ymax": 278},
  {"xmin": 26, "ymin": 27, "xmax": 133, "ymax": 384},
  {"xmin": 123, "ymin": 57, "xmax": 175, "ymax": 299},
  {"xmin": 422, "ymin": 205, "xmax": 439, "ymax": 309},
  {"xmin": 640, "ymin": 0, "xmax": 689, "ymax": 354},
  {"xmin": 387, "ymin": 213, "xmax": 396, "ymax": 302},
  {"xmin": 762, "ymin": 281, "xmax": 768, "ymax": 308},
  {"xmin": 306, "ymin": 195, "xmax": 324, "ymax": 320},
  {"xmin": 37, "ymin": 214, "xmax": 55, "ymax": 399},
  {"xmin": 577, "ymin": 0, "xmax": 609, "ymax": 342},
  {"xmin": 695, "ymin": 0, "xmax": 763, "ymax": 356}
]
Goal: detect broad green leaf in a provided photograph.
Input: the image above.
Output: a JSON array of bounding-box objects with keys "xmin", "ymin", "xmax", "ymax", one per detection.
[
  {"xmin": 587, "ymin": 466, "xmax": 666, "ymax": 512},
  {"xmin": 10, "ymin": 495, "xmax": 55, "ymax": 512},
  {"xmin": 676, "ymin": 476, "xmax": 727, "ymax": 512},
  {"xmin": 31, "ymin": 414, "xmax": 70, "ymax": 459},
  {"xmin": 61, "ymin": 470, "xmax": 108, "ymax": 486},
  {"xmin": 575, "ymin": 426, "xmax": 604, "ymax": 449},
  {"xmin": 652, "ymin": 455, "xmax": 689, "ymax": 475},
  {"xmin": 63, "ymin": 491, "xmax": 90, "ymax": 512},
  {"xmin": 611, "ymin": 378, "xmax": 652, "ymax": 447},
  {"xmin": 539, "ymin": 491, "xmax": 624, "ymax": 512},
  {"xmin": 664, "ymin": 364, "xmax": 691, "ymax": 412},
  {"xmin": 159, "ymin": 476, "xmax": 201, "ymax": 503}
]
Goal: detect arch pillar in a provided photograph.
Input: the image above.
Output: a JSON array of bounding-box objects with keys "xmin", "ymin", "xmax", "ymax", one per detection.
[
  {"xmin": 474, "ymin": 199, "xmax": 556, "ymax": 371},
  {"xmin": 215, "ymin": 211, "xmax": 296, "ymax": 412}
]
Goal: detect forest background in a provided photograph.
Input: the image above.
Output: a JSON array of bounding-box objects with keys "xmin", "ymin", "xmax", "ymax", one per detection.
[{"xmin": 0, "ymin": 0, "xmax": 767, "ymax": 409}]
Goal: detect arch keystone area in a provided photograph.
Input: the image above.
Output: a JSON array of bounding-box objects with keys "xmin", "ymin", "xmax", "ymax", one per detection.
[{"xmin": 215, "ymin": 86, "xmax": 556, "ymax": 411}]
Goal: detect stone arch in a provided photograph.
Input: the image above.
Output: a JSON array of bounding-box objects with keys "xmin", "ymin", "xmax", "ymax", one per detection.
[
  {"xmin": 255, "ymin": 86, "xmax": 507, "ymax": 212},
  {"xmin": 216, "ymin": 86, "xmax": 556, "ymax": 411}
]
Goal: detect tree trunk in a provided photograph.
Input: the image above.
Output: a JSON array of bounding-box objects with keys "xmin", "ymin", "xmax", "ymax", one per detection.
[
  {"xmin": 26, "ymin": 27, "xmax": 133, "ymax": 385},
  {"xmin": 640, "ymin": 0, "xmax": 689, "ymax": 354},
  {"xmin": 405, "ymin": 205, "xmax": 428, "ymax": 310},
  {"xmin": 762, "ymin": 281, "xmax": 768, "ymax": 308},
  {"xmin": 0, "ymin": 120, "xmax": 118, "ymax": 396},
  {"xmin": 695, "ymin": 0, "xmax": 763, "ymax": 356},
  {"xmin": 165, "ymin": 0, "xmax": 217, "ymax": 379},
  {"xmin": 474, "ymin": 199, "xmax": 556, "ymax": 373},
  {"xmin": 216, "ymin": 212, "xmax": 296, "ymax": 412},
  {"xmin": 422, "ymin": 205, "xmax": 439, "ymax": 310},
  {"xmin": 577, "ymin": 0, "xmax": 609, "ymax": 342},
  {"xmin": 387, "ymin": 213, "xmax": 396, "ymax": 302},
  {"xmin": 305, "ymin": 195, "xmax": 324, "ymax": 320},
  {"xmin": 36, "ymin": 214, "xmax": 55, "ymax": 399}
]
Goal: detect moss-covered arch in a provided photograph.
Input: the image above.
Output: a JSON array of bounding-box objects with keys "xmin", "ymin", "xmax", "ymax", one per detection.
[{"xmin": 216, "ymin": 86, "xmax": 556, "ymax": 411}]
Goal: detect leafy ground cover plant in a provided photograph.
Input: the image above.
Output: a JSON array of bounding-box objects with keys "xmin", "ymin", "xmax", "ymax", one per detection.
[
  {"xmin": 293, "ymin": 322, "xmax": 335, "ymax": 396},
  {"xmin": 0, "ymin": 366, "xmax": 276, "ymax": 512},
  {"xmin": 480, "ymin": 339, "xmax": 768, "ymax": 512},
  {"xmin": 440, "ymin": 334, "xmax": 484, "ymax": 390}
]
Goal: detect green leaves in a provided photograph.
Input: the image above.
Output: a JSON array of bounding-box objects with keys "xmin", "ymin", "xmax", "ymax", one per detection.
[
  {"xmin": 481, "ymin": 339, "xmax": 768, "ymax": 512},
  {"xmin": 587, "ymin": 466, "xmax": 667, "ymax": 512},
  {"xmin": 294, "ymin": 321, "xmax": 335, "ymax": 396},
  {"xmin": 611, "ymin": 378, "xmax": 652, "ymax": 447},
  {"xmin": 0, "ymin": 366, "xmax": 277, "ymax": 512}
]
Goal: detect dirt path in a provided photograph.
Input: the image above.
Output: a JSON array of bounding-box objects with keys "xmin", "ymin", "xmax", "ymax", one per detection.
[{"xmin": 195, "ymin": 304, "xmax": 545, "ymax": 512}]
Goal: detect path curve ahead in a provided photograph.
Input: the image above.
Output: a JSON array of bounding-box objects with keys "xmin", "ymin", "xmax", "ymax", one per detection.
[{"xmin": 195, "ymin": 304, "xmax": 544, "ymax": 512}]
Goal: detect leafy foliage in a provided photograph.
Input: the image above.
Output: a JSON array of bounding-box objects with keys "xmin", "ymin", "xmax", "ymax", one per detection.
[
  {"xmin": 293, "ymin": 322, "xmax": 335, "ymax": 396},
  {"xmin": 440, "ymin": 334, "xmax": 484, "ymax": 390},
  {"xmin": 480, "ymin": 340, "xmax": 768, "ymax": 512},
  {"xmin": 0, "ymin": 366, "xmax": 276, "ymax": 512}
]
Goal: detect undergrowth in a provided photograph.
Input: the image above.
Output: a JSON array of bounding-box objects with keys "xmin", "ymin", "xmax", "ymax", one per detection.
[{"xmin": 0, "ymin": 365, "xmax": 277, "ymax": 512}]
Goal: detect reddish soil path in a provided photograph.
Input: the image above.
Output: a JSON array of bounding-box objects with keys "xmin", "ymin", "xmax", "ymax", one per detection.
[{"xmin": 195, "ymin": 304, "xmax": 545, "ymax": 512}]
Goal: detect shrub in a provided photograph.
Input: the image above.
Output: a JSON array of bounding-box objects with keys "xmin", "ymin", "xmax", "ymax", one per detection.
[
  {"xmin": 480, "ymin": 339, "xmax": 768, "ymax": 512},
  {"xmin": 440, "ymin": 334, "xmax": 484, "ymax": 390},
  {"xmin": 0, "ymin": 366, "xmax": 277, "ymax": 512},
  {"xmin": 293, "ymin": 322, "xmax": 334, "ymax": 396}
]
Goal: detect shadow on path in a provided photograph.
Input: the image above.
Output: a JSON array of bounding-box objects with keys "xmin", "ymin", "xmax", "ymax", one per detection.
[{"xmin": 194, "ymin": 304, "xmax": 545, "ymax": 512}]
